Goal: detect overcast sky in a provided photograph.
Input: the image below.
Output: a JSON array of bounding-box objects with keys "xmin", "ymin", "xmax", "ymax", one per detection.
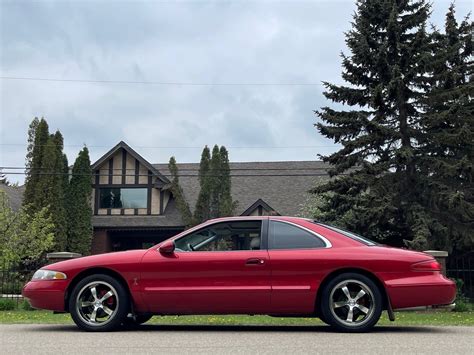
[{"xmin": 1, "ymin": 0, "xmax": 471, "ymax": 183}]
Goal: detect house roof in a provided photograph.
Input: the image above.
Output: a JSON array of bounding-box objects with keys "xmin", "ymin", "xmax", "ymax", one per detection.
[
  {"xmin": 153, "ymin": 160, "xmax": 330, "ymax": 217},
  {"xmin": 0, "ymin": 184, "xmax": 24, "ymax": 211},
  {"xmin": 241, "ymin": 198, "xmax": 280, "ymax": 216},
  {"xmin": 91, "ymin": 141, "xmax": 170, "ymax": 185}
]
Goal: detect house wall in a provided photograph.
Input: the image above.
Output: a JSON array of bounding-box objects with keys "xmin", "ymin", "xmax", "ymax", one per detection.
[
  {"xmin": 91, "ymin": 230, "xmax": 110, "ymax": 254},
  {"xmin": 91, "ymin": 147, "xmax": 164, "ymax": 216}
]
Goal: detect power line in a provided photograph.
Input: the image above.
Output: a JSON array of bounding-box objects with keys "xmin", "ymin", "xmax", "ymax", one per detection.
[
  {"xmin": 0, "ymin": 143, "xmax": 337, "ymax": 149},
  {"xmin": 1, "ymin": 166, "xmax": 329, "ymax": 171},
  {"xmin": 0, "ymin": 171, "xmax": 336, "ymax": 177},
  {"xmin": 0, "ymin": 76, "xmax": 327, "ymax": 86}
]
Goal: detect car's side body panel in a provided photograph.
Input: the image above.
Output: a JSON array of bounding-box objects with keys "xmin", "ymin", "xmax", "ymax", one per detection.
[
  {"xmin": 140, "ymin": 249, "xmax": 271, "ymax": 314},
  {"xmin": 22, "ymin": 216, "xmax": 456, "ymax": 317}
]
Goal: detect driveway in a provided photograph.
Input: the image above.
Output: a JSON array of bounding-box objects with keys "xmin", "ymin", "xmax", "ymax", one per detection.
[{"xmin": 1, "ymin": 324, "xmax": 472, "ymax": 354}]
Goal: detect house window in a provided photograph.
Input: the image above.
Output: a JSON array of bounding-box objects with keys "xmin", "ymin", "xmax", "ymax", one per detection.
[{"xmin": 99, "ymin": 188, "xmax": 147, "ymax": 209}]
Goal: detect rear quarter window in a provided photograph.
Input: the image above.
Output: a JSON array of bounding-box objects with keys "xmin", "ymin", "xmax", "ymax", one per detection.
[{"xmin": 269, "ymin": 221, "xmax": 326, "ymax": 249}]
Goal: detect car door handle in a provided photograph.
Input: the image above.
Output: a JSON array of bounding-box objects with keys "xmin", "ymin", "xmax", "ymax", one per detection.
[{"xmin": 245, "ymin": 258, "xmax": 265, "ymax": 265}]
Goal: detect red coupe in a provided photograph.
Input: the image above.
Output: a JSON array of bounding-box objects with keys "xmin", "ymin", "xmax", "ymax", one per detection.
[{"xmin": 23, "ymin": 216, "xmax": 455, "ymax": 332}]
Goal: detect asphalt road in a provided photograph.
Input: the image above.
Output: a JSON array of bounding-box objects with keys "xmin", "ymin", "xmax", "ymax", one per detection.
[{"xmin": 1, "ymin": 324, "xmax": 473, "ymax": 354}]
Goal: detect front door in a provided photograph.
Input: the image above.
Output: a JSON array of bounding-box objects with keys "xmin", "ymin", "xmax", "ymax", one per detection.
[{"xmin": 140, "ymin": 219, "xmax": 271, "ymax": 314}]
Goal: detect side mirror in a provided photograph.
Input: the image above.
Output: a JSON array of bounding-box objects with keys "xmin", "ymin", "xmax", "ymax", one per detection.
[{"xmin": 159, "ymin": 240, "xmax": 175, "ymax": 255}]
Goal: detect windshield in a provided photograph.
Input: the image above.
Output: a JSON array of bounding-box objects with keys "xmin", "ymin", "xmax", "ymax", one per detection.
[{"xmin": 313, "ymin": 222, "xmax": 378, "ymax": 246}]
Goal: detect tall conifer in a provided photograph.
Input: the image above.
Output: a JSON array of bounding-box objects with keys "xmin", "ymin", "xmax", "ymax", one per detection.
[
  {"xmin": 219, "ymin": 146, "xmax": 234, "ymax": 216},
  {"xmin": 23, "ymin": 118, "xmax": 49, "ymax": 209},
  {"xmin": 209, "ymin": 145, "xmax": 221, "ymax": 218},
  {"xmin": 168, "ymin": 156, "xmax": 193, "ymax": 227},
  {"xmin": 313, "ymin": 0, "xmax": 432, "ymax": 247},
  {"xmin": 194, "ymin": 146, "xmax": 211, "ymax": 223},
  {"xmin": 67, "ymin": 147, "xmax": 93, "ymax": 255},
  {"xmin": 35, "ymin": 132, "xmax": 68, "ymax": 250},
  {"xmin": 415, "ymin": 5, "xmax": 474, "ymax": 250}
]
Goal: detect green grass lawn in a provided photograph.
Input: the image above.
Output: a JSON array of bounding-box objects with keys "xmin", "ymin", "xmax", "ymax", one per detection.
[{"xmin": 0, "ymin": 310, "xmax": 473, "ymax": 326}]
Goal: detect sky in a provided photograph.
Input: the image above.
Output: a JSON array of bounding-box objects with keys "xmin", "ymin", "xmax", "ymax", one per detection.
[{"xmin": 1, "ymin": 0, "xmax": 472, "ymax": 184}]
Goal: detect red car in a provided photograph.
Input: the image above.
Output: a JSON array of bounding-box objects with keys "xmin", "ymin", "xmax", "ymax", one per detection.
[{"xmin": 23, "ymin": 216, "xmax": 455, "ymax": 332}]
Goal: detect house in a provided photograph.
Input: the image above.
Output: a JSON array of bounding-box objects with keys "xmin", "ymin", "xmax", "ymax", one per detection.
[
  {"xmin": 89, "ymin": 141, "xmax": 331, "ymax": 253},
  {"xmin": 0, "ymin": 184, "xmax": 24, "ymax": 211}
]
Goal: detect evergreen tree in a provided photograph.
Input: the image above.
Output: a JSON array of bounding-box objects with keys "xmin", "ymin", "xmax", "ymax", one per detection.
[
  {"xmin": 194, "ymin": 146, "xmax": 211, "ymax": 223},
  {"xmin": 168, "ymin": 156, "xmax": 193, "ymax": 227},
  {"xmin": 25, "ymin": 117, "xmax": 39, "ymax": 175},
  {"xmin": 209, "ymin": 145, "xmax": 221, "ymax": 218},
  {"xmin": 313, "ymin": 0, "xmax": 433, "ymax": 247},
  {"xmin": 23, "ymin": 118, "xmax": 49, "ymax": 209},
  {"xmin": 218, "ymin": 146, "xmax": 234, "ymax": 216},
  {"xmin": 35, "ymin": 132, "xmax": 68, "ymax": 250},
  {"xmin": 415, "ymin": 6, "xmax": 474, "ymax": 250},
  {"xmin": 67, "ymin": 147, "xmax": 93, "ymax": 255}
]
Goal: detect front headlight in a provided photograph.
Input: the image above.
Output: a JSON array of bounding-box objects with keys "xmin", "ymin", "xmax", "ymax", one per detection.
[{"xmin": 32, "ymin": 270, "xmax": 67, "ymax": 281}]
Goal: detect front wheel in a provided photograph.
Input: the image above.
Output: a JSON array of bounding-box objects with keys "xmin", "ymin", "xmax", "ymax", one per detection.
[
  {"xmin": 69, "ymin": 274, "xmax": 130, "ymax": 331},
  {"xmin": 320, "ymin": 273, "xmax": 382, "ymax": 332}
]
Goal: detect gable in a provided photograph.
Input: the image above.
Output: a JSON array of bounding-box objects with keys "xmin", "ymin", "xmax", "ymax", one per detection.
[
  {"xmin": 91, "ymin": 141, "xmax": 169, "ymax": 185},
  {"xmin": 241, "ymin": 199, "xmax": 280, "ymax": 216}
]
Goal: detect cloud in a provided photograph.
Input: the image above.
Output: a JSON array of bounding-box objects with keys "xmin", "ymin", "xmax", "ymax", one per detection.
[{"xmin": 1, "ymin": 0, "xmax": 471, "ymax": 183}]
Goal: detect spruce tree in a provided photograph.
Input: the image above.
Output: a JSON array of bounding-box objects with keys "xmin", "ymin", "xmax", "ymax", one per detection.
[
  {"xmin": 415, "ymin": 6, "xmax": 474, "ymax": 251},
  {"xmin": 168, "ymin": 156, "xmax": 193, "ymax": 227},
  {"xmin": 67, "ymin": 147, "xmax": 93, "ymax": 255},
  {"xmin": 23, "ymin": 118, "xmax": 49, "ymax": 209},
  {"xmin": 218, "ymin": 146, "xmax": 234, "ymax": 216},
  {"xmin": 313, "ymin": 0, "xmax": 432, "ymax": 247},
  {"xmin": 194, "ymin": 146, "xmax": 211, "ymax": 223}
]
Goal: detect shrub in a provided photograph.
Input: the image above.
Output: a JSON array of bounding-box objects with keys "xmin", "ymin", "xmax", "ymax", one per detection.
[
  {"xmin": 453, "ymin": 278, "xmax": 472, "ymax": 312},
  {"xmin": 19, "ymin": 299, "xmax": 35, "ymax": 311},
  {"xmin": 0, "ymin": 298, "xmax": 16, "ymax": 311}
]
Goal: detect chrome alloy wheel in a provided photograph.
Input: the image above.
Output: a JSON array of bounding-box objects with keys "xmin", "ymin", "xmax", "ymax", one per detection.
[
  {"xmin": 329, "ymin": 279, "xmax": 375, "ymax": 327},
  {"xmin": 75, "ymin": 281, "xmax": 119, "ymax": 326}
]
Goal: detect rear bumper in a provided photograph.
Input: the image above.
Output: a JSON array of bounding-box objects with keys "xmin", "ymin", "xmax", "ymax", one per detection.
[
  {"xmin": 384, "ymin": 273, "xmax": 456, "ymax": 310},
  {"xmin": 395, "ymin": 303, "xmax": 456, "ymax": 311},
  {"xmin": 22, "ymin": 280, "xmax": 68, "ymax": 312}
]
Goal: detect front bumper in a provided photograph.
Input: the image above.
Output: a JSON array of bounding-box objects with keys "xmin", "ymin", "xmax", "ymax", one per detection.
[{"xmin": 22, "ymin": 280, "xmax": 68, "ymax": 312}]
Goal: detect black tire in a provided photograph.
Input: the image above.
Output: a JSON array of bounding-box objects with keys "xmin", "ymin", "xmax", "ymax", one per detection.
[
  {"xmin": 69, "ymin": 274, "xmax": 130, "ymax": 332},
  {"xmin": 318, "ymin": 312, "xmax": 329, "ymax": 325},
  {"xmin": 320, "ymin": 273, "xmax": 382, "ymax": 332},
  {"xmin": 122, "ymin": 314, "xmax": 153, "ymax": 328}
]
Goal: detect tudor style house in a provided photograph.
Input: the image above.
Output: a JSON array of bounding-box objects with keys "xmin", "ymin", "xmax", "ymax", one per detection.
[{"xmin": 90, "ymin": 141, "xmax": 330, "ymax": 254}]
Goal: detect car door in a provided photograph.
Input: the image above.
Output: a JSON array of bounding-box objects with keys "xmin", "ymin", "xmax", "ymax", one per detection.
[
  {"xmin": 267, "ymin": 219, "xmax": 332, "ymax": 315},
  {"xmin": 140, "ymin": 218, "xmax": 271, "ymax": 314}
]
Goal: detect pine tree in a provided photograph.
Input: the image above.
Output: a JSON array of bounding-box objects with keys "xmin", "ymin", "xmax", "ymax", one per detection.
[
  {"xmin": 23, "ymin": 118, "xmax": 49, "ymax": 209},
  {"xmin": 194, "ymin": 146, "xmax": 211, "ymax": 223},
  {"xmin": 168, "ymin": 156, "xmax": 193, "ymax": 227},
  {"xmin": 67, "ymin": 147, "xmax": 93, "ymax": 255},
  {"xmin": 415, "ymin": 5, "xmax": 474, "ymax": 251},
  {"xmin": 313, "ymin": 0, "xmax": 433, "ymax": 247},
  {"xmin": 209, "ymin": 145, "xmax": 221, "ymax": 218},
  {"xmin": 218, "ymin": 146, "xmax": 234, "ymax": 216}
]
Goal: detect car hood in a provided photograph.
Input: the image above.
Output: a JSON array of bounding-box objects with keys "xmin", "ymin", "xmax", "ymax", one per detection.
[{"xmin": 43, "ymin": 249, "xmax": 148, "ymax": 272}]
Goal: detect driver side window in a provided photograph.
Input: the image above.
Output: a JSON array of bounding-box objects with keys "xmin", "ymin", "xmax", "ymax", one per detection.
[{"xmin": 175, "ymin": 221, "xmax": 262, "ymax": 252}]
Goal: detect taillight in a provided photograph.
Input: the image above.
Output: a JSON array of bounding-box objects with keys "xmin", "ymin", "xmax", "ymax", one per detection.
[{"xmin": 411, "ymin": 260, "xmax": 441, "ymax": 272}]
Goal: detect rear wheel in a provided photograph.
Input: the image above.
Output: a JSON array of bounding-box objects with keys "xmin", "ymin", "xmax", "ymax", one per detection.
[
  {"xmin": 123, "ymin": 314, "xmax": 153, "ymax": 328},
  {"xmin": 321, "ymin": 273, "xmax": 382, "ymax": 332},
  {"xmin": 69, "ymin": 274, "xmax": 129, "ymax": 331}
]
